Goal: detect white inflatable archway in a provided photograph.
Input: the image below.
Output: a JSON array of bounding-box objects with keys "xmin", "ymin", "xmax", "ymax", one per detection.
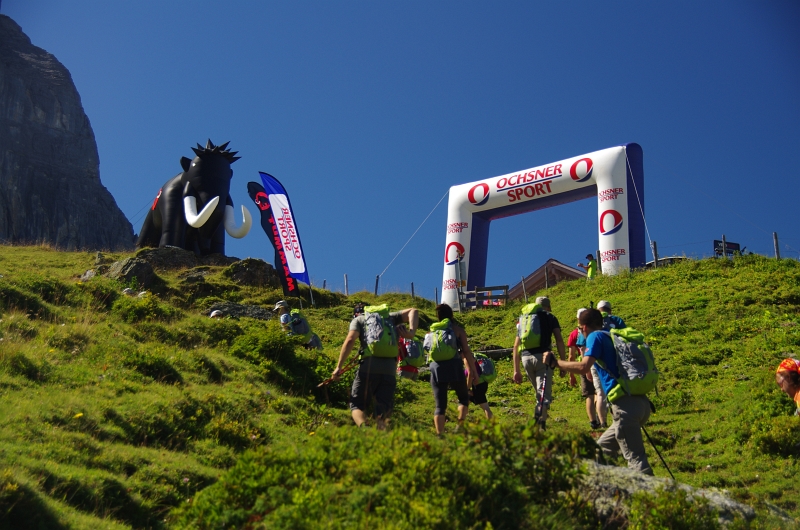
[{"xmin": 441, "ymin": 143, "xmax": 645, "ymax": 310}]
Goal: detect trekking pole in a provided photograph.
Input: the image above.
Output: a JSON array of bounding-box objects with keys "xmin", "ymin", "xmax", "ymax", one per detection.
[
  {"xmin": 534, "ymin": 369, "xmax": 548, "ymax": 428},
  {"xmin": 317, "ymin": 357, "xmax": 359, "ymax": 387},
  {"xmin": 641, "ymin": 424, "xmax": 676, "ymax": 480}
]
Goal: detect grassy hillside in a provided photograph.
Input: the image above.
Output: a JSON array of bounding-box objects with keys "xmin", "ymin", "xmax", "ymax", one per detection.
[{"xmin": 0, "ymin": 246, "xmax": 797, "ymax": 528}]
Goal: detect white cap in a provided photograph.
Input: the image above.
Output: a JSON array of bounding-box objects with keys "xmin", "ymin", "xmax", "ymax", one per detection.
[
  {"xmin": 598, "ymin": 300, "xmax": 612, "ymax": 311},
  {"xmin": 576, "ymin": 308, "xmax": 587, "ymax": 319},
  {"xmin": 210, "ymin": 310, "xmax": 223, "ymax": 318},
  {"xmin": 273, "ymin": 300, "xmax": 289, "ymax": 311},
  {"xmin": 535, "ymin": 296, "xmax": 551, "ymax": 309}
]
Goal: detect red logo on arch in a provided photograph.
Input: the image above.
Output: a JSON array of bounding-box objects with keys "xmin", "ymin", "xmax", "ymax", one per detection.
[
  {"xmin": 599, "ymin": 209, "xmax": 624, "ymax": 236},
  {"xmin": 468, "ymin": 183, "xmax": 490, "ymax": 206},
  {"xmin": 570, "ymin": 158, "xmax": 593, "ymax": 182},
  {"xmin": 444, "ymin": 242, "xmax": 465, "ymax": 265}
]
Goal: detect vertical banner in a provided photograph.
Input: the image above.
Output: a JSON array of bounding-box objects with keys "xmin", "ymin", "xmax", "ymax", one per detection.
[{"xmin": 246, "ymin": 172, "xmax": 310, "ymax": 297}]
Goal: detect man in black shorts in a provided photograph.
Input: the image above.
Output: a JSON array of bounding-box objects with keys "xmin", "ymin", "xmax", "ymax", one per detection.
[{"xmin": 332, "ymin": 305, "xmax": 418, "ymax": 429}]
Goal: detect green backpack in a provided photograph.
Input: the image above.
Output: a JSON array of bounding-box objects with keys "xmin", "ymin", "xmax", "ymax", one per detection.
[
  {"xmin": 399, "ymin": 337, "xmax": 426, "ymax": 368},
  {"xmin": 518, "ymin": 303, "xmax": 542, "ymax": 351},
  {"xmin": 362, "ymin": 304, "xmax": 399, "ymax": 358},
  {"xmin": 595, "ymin": 327, "xmax": 659, "ymax": 403},
  {"xmin": 289, "ymin": 309, "xmax": 312, "ymax": 341},
  {"xmin": 423, "ymin": 318, "xmax": 458, "ymax": 362}
]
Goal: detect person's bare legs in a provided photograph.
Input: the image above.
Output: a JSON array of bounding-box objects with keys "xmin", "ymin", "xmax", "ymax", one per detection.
[
  {"xmin": 434, "ymin": 414, "xmax": 446, "ymax": 434},
  {"xmin": 457, "ymin": 404, "xmax": 468, "ymax": 425},
  {"xmin": 479, "ymin": 403, "xmax": 493, "ymax": 420},
  {"xmin": 352, "ymin": 409, "xmax": 367, "ymax": 427},
  {"xmin": 376, "ymin": 415, "xmax": 389, "ymax": 431},
  {"xmin": 586, "ymin": 396, "xmax": 597, "ymax": 424},
  {"xmin": 596, "ymin": 396, "xmax": 608, "ymax": 427}
]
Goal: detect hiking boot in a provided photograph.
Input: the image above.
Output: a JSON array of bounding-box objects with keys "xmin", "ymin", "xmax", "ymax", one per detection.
[{"xmin": 589, "ymin": 420, "xmax": 601, "ymax": 430}]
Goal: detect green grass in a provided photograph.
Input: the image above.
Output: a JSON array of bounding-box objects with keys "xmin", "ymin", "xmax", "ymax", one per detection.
[{"xmin": 0, "ymin": 245, "xmax": 797, "ymax": 528}]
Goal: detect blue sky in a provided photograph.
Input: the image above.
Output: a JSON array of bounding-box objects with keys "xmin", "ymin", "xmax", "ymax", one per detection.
[{"xmin": 4, "ymin": 1, "xmax": 799, "ymax": 300}]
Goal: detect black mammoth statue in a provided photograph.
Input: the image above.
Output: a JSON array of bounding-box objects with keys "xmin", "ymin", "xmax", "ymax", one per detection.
[{"xmin": 136, "ymin": 140, "xmax": 252, "ymax": 255}]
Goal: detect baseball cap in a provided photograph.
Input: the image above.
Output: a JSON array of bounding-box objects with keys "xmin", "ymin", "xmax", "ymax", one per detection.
[
  {"xmin": 273, "ymin": 300, "xmax": 289, "ymax": 311},
  {"xmin": 535, "ymin": 296, "xmax": 551, "ymax": 309},
  {"xmin": 585, "ymin": 254, "xmax": 594, "ymax": 260},
  {"xmin": 576, "ymin": 308, "xmax": 587, "ymax": 319},
  {"xmin": 597, "ymin": 300, "xmax": 612, "ymax": 311},
  {"xmin": 210, "ymin": 310, "xmax": 223, "ymax": 318}
]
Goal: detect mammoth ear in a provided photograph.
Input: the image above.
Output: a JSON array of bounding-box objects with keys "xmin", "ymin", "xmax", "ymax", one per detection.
[{"xmin": 180, "ymin": 157, "xmax": 192, "ymax": 172}]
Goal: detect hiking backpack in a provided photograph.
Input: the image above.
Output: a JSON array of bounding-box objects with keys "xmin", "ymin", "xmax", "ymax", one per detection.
[
  {"xmin": 423, "ymin": 318, "xmax": 459, "ymax": 362},
  {"xmin": 399, "ymin": 337, "xmax": 426, "ymax": 368},
  {"xmin": 518, "ymin": 303, "xmax": 543, "ymax": 350},
  {"xmin": 362, "ymin": 304, "xmax": 399, "ymax": 358},
  {"xmin": 474, "ymin": 353, "xmax": 497, "ymax": 384},
  {"xmin": 595, "ymin": 328, "xmax": 659, "ymax": 403},
  {"xmin": 289, "ymin": 309, "xmax": 312, "ymax": 341}
]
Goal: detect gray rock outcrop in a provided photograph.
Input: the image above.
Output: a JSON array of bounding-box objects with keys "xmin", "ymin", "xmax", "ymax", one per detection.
[
  {"xmin": 0, "ymin": 15, "xmax": 134, "ymax": 250},
  {"xmin": 581, "ymin": 460, "xmax": 757, "ymax": 526},
  {"xmin": 134, "ymin": 247, "xmax": 239, "ymax": 271},
  {"xmin": 221, "ymin": 258, "xmax": 280, "ymax": 288},
  {"xmin": 105, "ymin": 258, "xmax": 155, "ymax": 289}
]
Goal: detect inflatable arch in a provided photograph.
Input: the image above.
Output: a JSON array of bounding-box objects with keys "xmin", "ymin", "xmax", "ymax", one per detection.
[{"xmin": 441, "ymin": 143, "xmax": 645, "ymax": 310}]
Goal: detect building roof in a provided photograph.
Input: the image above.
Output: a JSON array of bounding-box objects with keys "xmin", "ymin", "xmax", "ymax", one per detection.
[{"xmin": 508, "ymin": 259, "xmax": 586, "ymax": 300}]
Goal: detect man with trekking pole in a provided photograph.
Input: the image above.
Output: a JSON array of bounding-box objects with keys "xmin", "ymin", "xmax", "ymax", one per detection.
[
  {"xmin": 512, "ymin": 296, "xmax": 566, "ymax": 430},
  {"xmin": 544, "ymin": 308, "xmax": 654, "ymax": 475},
  {"xmin": 331, "ymin": 304, "xmax": 419, "ymax": 430}
]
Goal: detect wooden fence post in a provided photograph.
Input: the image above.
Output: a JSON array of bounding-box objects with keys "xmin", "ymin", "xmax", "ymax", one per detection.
[
  {"xmin": 651, "ymin": 241, "xmax": 659, "ymax": 268},
  {"xmin": 773, "ymin": 232, "xmax": 781, "ymax": 259}
]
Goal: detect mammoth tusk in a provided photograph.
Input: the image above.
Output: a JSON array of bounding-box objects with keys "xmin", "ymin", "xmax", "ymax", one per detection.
[
  {"xmin": 224, "ymin": 205, "xmax": 252, "ymax": 238},
  {"xmin": 184, "ymin": 196, "xmax": 220, "ymax": 228}
]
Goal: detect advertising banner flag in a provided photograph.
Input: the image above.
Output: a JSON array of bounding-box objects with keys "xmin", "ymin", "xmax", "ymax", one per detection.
[{"xmin": 246, "ymin": 172, "xmax": 310, "ymax": 296}]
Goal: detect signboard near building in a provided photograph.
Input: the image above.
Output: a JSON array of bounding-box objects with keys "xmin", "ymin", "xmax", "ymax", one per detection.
[{"xmin": 714, "ymin": 240, "xmax": 740, "ymax": 256}]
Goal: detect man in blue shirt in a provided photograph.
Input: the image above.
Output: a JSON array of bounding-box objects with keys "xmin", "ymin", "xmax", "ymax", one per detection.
[
  {"xmin": 544, "ymin": 308, "xmax": 653, "ymax": 475},
  {"xmin": 597, "ymin": 300, "xmax": 626, "ymax": 330}
]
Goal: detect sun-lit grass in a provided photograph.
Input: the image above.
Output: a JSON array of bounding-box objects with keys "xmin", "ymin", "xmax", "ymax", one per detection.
[{"xmin": 0, "ymin": 245, "xmax": 796, "ymax": 528}]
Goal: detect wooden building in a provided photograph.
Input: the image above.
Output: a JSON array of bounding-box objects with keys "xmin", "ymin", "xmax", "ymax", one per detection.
[{"xmin": 508, "ymin": 259, "xmax": 586, "ymax": 301}]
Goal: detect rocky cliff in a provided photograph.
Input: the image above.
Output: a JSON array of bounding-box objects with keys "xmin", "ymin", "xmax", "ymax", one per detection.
[{"xmin": 0, "ymin": 15, "xmax": 134, "ymax": 250}]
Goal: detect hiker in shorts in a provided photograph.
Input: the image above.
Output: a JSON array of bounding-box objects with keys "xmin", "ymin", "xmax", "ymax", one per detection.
[
  {"xmin": 426, "ymin": 303, "xmax": 480, "ymax": 435},
  {"xmin": 274, "ymin": 300, "xmax": 322, "ymax": 350},
  {"xmin": 469, "ymin": 353, "xmax": 495, "ymax": 420},
  {"xmin": 569, "ymin": 308, "xmax": 605, "ymax": 430},
  {"xmin": 545, "ymin": 308, "xmax": 653, "ymax": 475},
  {"xmin": 332, "ymin": 305, "xmax": 419, "ymax": 429},
  {"xmin": 776, "ymin": 358, "xmax": 800, "ymax": 415},
  {"xmin": 578, "ymin": 253, "xmax": 597, "ymax": 280},
  {"xmin": 512, "ymin": 296, "xmax": 566, "ymax": 429}
]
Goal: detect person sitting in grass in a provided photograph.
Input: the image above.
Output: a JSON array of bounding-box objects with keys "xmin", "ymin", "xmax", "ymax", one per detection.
[
  {"xmin": 274, "ymin": 300, "xmax": 322, "ymax": 350},
  {"xmin": 776, "ymin": 358, "xmax": 800, "ymax": 415}
]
